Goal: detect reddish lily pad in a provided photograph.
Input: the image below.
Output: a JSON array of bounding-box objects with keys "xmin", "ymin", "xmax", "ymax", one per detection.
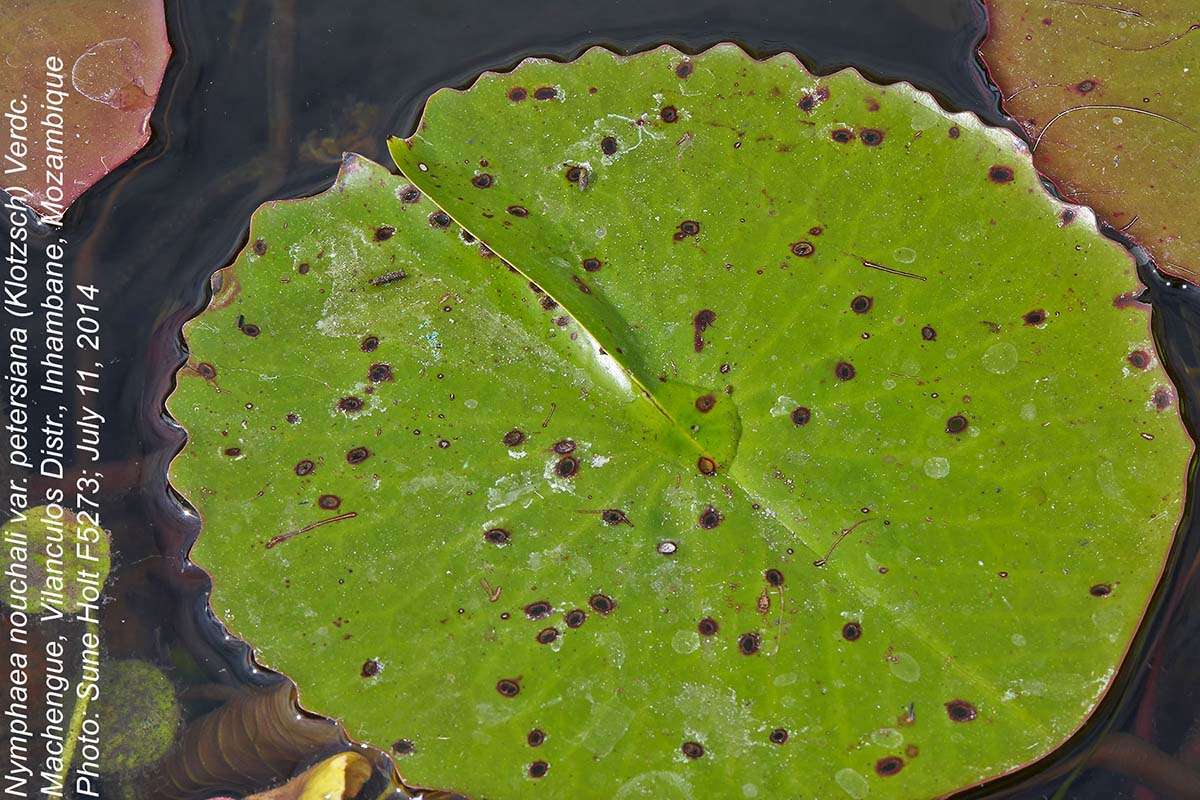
[
  {"xmin": 981, "ymin": 0, "xmax": 1200, "ymax": 280},
  {"xmin": 0, "ymin": 1, "xmax": 169, "ymax": 218}
]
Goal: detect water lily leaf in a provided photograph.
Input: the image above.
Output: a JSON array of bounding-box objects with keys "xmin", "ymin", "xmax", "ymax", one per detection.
[
  {"xmin": 144, "ymin": 683, "xmax": 347, "ymax": 799},
  {"xmin": 168, "ymin": 45, "xmax": 1191, "ymax": 799},
  {"xmin": 246, "ymin": 751, "xmax": 374, "ymax": 800},
  {"xmin": 0, "ymin": 0, "xmax": 170, "ymax": 217},
  {"xmin": 980, "ymin": 0, "xmax": 1200, "ymax": 280}
]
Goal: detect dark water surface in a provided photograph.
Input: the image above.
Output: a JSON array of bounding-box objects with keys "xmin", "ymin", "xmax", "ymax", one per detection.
[{"xmin": 12, "ymin": 0, "xmax": 1200, "ymax": 796}]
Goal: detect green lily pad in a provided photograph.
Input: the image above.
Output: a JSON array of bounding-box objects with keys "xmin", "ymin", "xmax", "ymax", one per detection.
[
  {"xmin": 980, "ymin": 0, "xmax": 1200, "ymax": 281},
  {"xmin": 167, "ymin": 45, "xmax": 1190, "ymax": 799}
]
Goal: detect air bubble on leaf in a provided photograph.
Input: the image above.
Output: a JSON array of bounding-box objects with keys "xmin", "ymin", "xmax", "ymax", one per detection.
[
  {"xmin": 923, "ymin": 457, "xmax": 950, "ymax": 479},
  {"xmin": 834, "ymin": 768, "xmax": 869, "ymax": 799},
  {"xmin": 671, "ymin": 629, "xmax": 700, "ymax": 654},
  {"xmin": 870, "ymin": 728, "xmax": 904, "ymax": 748},
  {"xmin": 888, "ymin": 652, "xmax": 921, "ymax": 682},
  {"xmin": 771, "ymin": 395, "xmax": 799, "ymax": 417},
  {"xmin": 982, "ymin": 342, "xmax": 1019, "ymax": 374}
]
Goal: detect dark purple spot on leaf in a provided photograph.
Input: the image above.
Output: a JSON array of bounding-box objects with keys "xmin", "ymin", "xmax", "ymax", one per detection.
[
  {"xmin": 698, "ymin": 506, "xmax": 723, "ymax": 529},
  {"xmin": 989, "ymin": 165, "xmax": 1014, "ymax": 183},
  {"xmin": 842, "ymin": 621, "xmax": 862, "ymax": 641},
  {"xmin": 346, "ymin": 447, "xmax": 370, "ymax": 464},
  {"xmin": 831, "ymin": 128, "xmax": 854, "ymax": 143},
  {"xmin": 946, "ymin": 414, "xmax": 968, "ymax": 434},
  {"xmin": 738, "ymin": 632, "xmax": 761, "ymax": 655},
  {"xmin": 945, "ymin": 699, "xmax": 977, "ymax": 722},
  {"xmin": 565, "ymin": 608, "xmax": 586, "ymax": 628},
  {"xmin": 921, "ymin": 326, "xmax": 937, "ymax": 341},
  {"xmin": 1023, "ymin": 308, "xmax": 1047, "ymax": 326},
  {"xmin": 835, "ymin": 361, "xmax": 856, "ymax": 381},
  {"xmin": 361, "ymin": 659, "xmax": 381, "ymax": 677},
  {"xmin": 694, "ymin": 308, "xmax": 716, "ymax": 352},
  {"xmin": 507, "ymin": 205, "xmax": 529, "ymax": 217},
  {"xmin": 601, "ymin": 136, "xmax": 618, "ymax": 156},
  {"xmin": 503, "ymin": 429, "xmax": 526, "ymax": 447},
  {"xmin": 528, "ymin": 760, "xmax": 549, "ymax": 778},
  {"xmin": 485, "ymin": 528, "xmax": 511, "ymax": 545},
  {"xmin": 496, "ymin": 678, "xmax": 520, "ymax": 697},
  {"xmin": 769, "ymin": 728, "xmax": 789, "ymax": 745},
  {"xmin": 791, "ymin": 406, "xmax": 812, "ymax": 426},
  {"xmin": 681, "ymin": 741, "xmax": 704, "ymax": 759},
  {"xmin": 697, "ymin": 456, "xmax": 717, "ymax": 476},
  {"xmin": 851, "ymin": 295, "xmax": 872, "ymax": 314},
  {"xmin": 527, "ymin": 729, "xmax": 545, "ymax": 747},
  {"xmin": 472, "ymin": 173, "xmax": 493, "ymax": 189},
  {"xmin": 791, "ymin": 241, "xmax": 814, "ymax": 257},
  {"xmin": 536, "ymin": 627, "xmax": 559, "ymax": 644},
  {"xmin": 860, "ymin": 128, "xmax": 885, "ymax": 146},
  {"xmin": 875, "ymin": 756, "xmax": 904, "ymax": 776},
  {"xmin": 565, "ymin": 165, "xmax": 588, "ymax": 185},
  {"xmin": 697, "ymin": 617, "xmax": 718, "ymax": 636},
  {"xmin": 534, "ymin": 86, "xmax": 557, "ymax": 100},
  {"xmin": 589, "ymin": 593, "xmax": 615, "ymax": 614},
  {"xmin": 318, "ymin": 494, "xmax": 341, "ymax": 510},
  {"xmin": 764, "ymin": 568, "xmax": 785, "ymax": 587},
  {"xmin": 695, "ymin": 394, "xmax": 716, "ymax": 413},
  {"xmin": 524, "ymin": 601, "xmax": 552, "ymax": 620},
  {"xmin": 601, "ymin": 509, "xmax": 630, "ymax": 526},
  {"xmin": 1091, "ymin": 583, "xmax": 1112, "ymax": 597},
  {"xmin": 508, "ymin": 87, "xmax": 527, "ymax": 102}
]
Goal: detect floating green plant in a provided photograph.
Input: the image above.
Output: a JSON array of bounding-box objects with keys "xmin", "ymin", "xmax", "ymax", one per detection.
[
  {"xmin": 167, "ymin": 45, "xmax": 1191, "ymax": 799},
  {"xmin": 97, "ymin": 659, "xmax": 180, "ymax": 775}
]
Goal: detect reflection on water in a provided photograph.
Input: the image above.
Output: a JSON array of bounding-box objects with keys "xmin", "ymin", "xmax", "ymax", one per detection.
[{"xmin": 3, "ymin": 0, "xmax": 1196, "ymax": 796}]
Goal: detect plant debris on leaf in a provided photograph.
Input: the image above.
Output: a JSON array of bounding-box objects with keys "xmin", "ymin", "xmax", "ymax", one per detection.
[{"xmin": 168, "ymin": 45, "xmax": 1191, "ymax": 799}]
